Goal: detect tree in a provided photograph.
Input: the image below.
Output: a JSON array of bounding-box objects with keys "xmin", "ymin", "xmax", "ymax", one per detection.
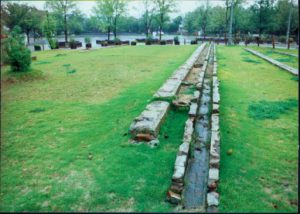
[
  {"xmin": 45, "ymin": 0, "xmax": 76, "ymax": 45},
  {"xmin": 6, "ymin": 26, "xmax": 31, "ymax": 72},
  {"xmin": 43, "ymin": 11, "xmax": 57, "ymax": 49},
  {"xmin": 2, "ymin": 3, "xmax": 44, "ymax": 45},
  {"xmin": 154, "ymin": 0, "xmax": 176, "ymax": 40},
  {"xmin": 68, "ymin": 9, "xmax": 85, "ymax": 34},
  {"xmin": 141, "ymin": 0, "xmax": 156, "ymax": 37},
  {"xmin": 250, "ymin": 0, "xmax": 276, "ymax": 36},
  {"xmin": 93, "ymin": 0, "xmax": 127, "ymax": 41}
]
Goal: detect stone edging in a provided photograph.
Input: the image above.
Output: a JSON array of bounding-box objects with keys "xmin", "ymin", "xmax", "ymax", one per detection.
[
  {"xmin": 245, "ymin": 48, "xmax": 298, "ymax": 76},
  {"xmin": 154, "ymin": 43, "xmax": 207, "ymax": 99},
  {"xmin": 207, "ymin": 44, "xmax": 220, "ymax": 212},
  {"xmin": 273, "ymin": 50, "xmax": 298, "ymax": 58}
]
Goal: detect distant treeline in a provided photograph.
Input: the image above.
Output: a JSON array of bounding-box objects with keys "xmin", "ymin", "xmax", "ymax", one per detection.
[{"xmin": 1, "ymin": 0, "xmax": 299, "ymax": 44}]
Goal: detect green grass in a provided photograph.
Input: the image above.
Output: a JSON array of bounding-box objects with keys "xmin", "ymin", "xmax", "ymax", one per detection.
[
  {"xmin": 218, "ymin": 46, "xmax": 298, "ymax": 212},
  {"xmin": 249, "ymin": 46, "xmax": 299, "ymax": 69},
  {"xmin": 0, "ymin": 45, "xmax": 196, "ymax": 212}
]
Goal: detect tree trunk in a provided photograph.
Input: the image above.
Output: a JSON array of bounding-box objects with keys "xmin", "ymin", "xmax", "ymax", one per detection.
[
  {"xmin": 107, "ymin": 26, "xmax": 111, "ymax": 41},
  {"xmin": 26, "ymin": 31, "xmax": 30, "ymax": 46},
  {"xmin": 272, "ymin": 34, "xmax": 275, "ymax": 49},
  {"xmin": 64, "ymin": 12, "xmax": 68, "ymax": 46},
  {"xmin": 114, "ymin": 18, "xmax": 117, "ymax": 39},
  {"xmin": 159, "ymin": 27, "xmax": 162, "ymax": 41}
]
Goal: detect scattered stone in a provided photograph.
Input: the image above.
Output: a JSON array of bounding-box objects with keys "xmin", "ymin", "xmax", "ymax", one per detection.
[
  {"xmin": 191, "ymin": 90, "xmax": 200, "ymax": 103},
  {"xmin": 170, "ymin": 184, "xmax": 184, "ymax": 194},
  {"xmin": 129, "ymin": 101, "xmax": 170, "ymax": 140},
  {"xmin": 207, "ymin": 205, "xmax": 218, "ymax": 213},
  {"xmin": 149, "ymin": 139, "xmax": 159, "ymax": 147},
  {"xmin": 194, "ymin": 63, "xmax": 202, "ymax": 68},
  {"xmin": 196, "ymin": 82, "xmax": 202, "ymax": 90},
  {"xmin": 167, "ymin": 190, "xmax": 181, "ymax": 204},
  {"xmin": 183, "ymin": 118, "xmax": 194, "ymax": 143},
  {"xmin": 134, "ymin": 133, "xmax": 154, "ymax": 142},
  {"xmin": 88, "ymin": 153, "xmax": 93, "ymax": 160},
  {"xmin": 213, "ymin": 89, "xmax": 220, "ymax": 104},
  {"xmin": 179, "ymin": 142, "xmax": 190, "ymax": 155},
  {"xmin": 188, "ymin": 102, "xmax": 198, "ymax": 117},
  {"xmin": 212, "ymin": 103, "xmax": 219, "ymax": 114},
  {"xmin": 209, "ymin": 168, "xmax": 219, "ymax": 181},
  {"xmin": 211, "ymin": 114, "xmax": 219, "ymax": 131},
  {"xmin": 172, "ymin": 165, "xmax": 185, "ymax": 182},
  {"xmin": 209, "ymin": 157, "xmax": 220, "ymax": 168},
  {"xmin": 181, "ymin": 81, "xmax": 193, "ymax": 86},
  {"xmin": 227, "ymin": 149, "xmax": 233, "ymax": 155},
  {"xmin": 207, "ymin": 191, "xmax": 219, "ymax": 206},
  {"xmin": 175, "ymin": 154, "xmax": 188, "ymax": 167}
]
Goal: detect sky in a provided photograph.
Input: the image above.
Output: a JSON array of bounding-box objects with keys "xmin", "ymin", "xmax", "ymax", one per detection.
[{"xmin": 7, "ymin": 0, "xmax": 229, "ymax": 18}]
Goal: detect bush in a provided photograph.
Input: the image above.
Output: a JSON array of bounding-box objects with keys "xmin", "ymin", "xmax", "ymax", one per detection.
[
  {"xmin": 233, "ymin": 37, "xmax": 241, "ymax": 45},
  {"xmin": 160, "ymin": 40, "xmax": 166, "ymax": 45},
  {"xmin": 131, "ymin": 41, "xmax": 137, "ymax": 46},
  {"xmin": 190, "ymin": 40, "xmax": 197, "ymax": 45},
  {"xmin": 278, "ymin": 36, "xmax": 286, "ymax": 43},
  {"xmin": 114, "ymin": 37, "xmax": 121, "ymax": 45},
  {"xmin": 145, "ymin": 35, "xmax": 154, "ymax": 45},
  {"xmin": 34, "ymin": 45, "xmax": 41, "ymax": 51},
  {"xmin": 69, "ymin": 38, "xmax": 77, "ymax": 49},
  {"xmin": 174, "ymin": 36, "xmax": 179, "ymax": 43},
  {"xmin": 6, "ymin": 26, "xmax": 31, "ymax": 72},
  {"xmin": 84, "ymin": 37, "xmax": 91, "ymax": 44}
]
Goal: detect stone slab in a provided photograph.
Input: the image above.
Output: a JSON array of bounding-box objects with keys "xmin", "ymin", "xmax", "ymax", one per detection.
[
  {"xmin": 179, "ymin": 142, "xmax": 190, "ymax": 155},
  {"xmin": 245, "ymin": 48, "xmax": 298, "ymax": 76},
  {"xmin": 207, "ymin": 191, "xmax": 219, "ymax": 206},
  {"xmin": 189, "ymin": 102, "xmax": 198, "ymax": 117},
  {"xmin": 175, "ymin": 154, "xmax": 188, "ymax": 167},
  {"xmin": 130, "ymin": 101, "xmax": 170, "ymax": 139},
  {"xmin": 211, "ymin": 114, "xmax": 219, "ymax": 131},
  {"xmin": 183, "ymin": 118, "xmax": 194, "ymax": 143}
]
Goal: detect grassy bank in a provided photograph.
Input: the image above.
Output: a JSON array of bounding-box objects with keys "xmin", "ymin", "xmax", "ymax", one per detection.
[
  {"xmin": 249, "ymin": 46, "xmax": 298, "ymax": 69},
  {"xmin": 0, "ymin": 45, "xmax": 196, "ymax": 212},
  {"xmin": 217, "ymin": 46, "xmax": 298, "ymax": 212}
]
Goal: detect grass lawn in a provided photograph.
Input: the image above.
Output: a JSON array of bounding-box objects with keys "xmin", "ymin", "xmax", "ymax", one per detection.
[
  {"xmin": 218, "ymin": 46, "xmax": 298, "ymax": 212},
  {"xmin": 249, "ymin": 46, "xmax": 299, "ymax": 69},
  {"xmin": 0, "ymin": 45, "xmax": 197, "ymax": 212}
]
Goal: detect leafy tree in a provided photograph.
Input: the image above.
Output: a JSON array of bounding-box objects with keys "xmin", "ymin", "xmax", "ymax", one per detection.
[
  {"xmin": 3, "ymin": 3, "xmax": 44, "ymax": 45},
  {"xmin": 250, "ymin": 0, "xmax": 276, "ymax": 36},
  {"xmin": 43, "ymin": 11, "xmax": 57, "ymax": 49},
  {"xmin": 141, "ymin": 0, "xmax": 156, "ymax": 37},
  {"xmin": 6, "ymin": 26, "xmax": 31, "ymax": 72},
  {"xmin": 93, "ymin": 0, "xmax": 127, "ymax": 40},
  {"xmin": 68, "ymin": 9, "xmax": 85, "ymax": 34},
  {"xmin": 45, "ymin": 0, "xmax": 77, "ymax": 44},
  {"xmin": 154, "ymin": 0, "xmax": 176, "ymax": 40}
]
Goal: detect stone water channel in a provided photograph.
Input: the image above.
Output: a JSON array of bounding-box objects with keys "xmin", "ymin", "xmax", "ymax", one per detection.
[{"xmin": 182, "ymin": 44, "xmax": 214, "ymax": 211}]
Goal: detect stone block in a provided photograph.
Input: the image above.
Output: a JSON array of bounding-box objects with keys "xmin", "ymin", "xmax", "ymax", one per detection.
[
  {"xmin": 209, "ymin": 168, "xmax": 219, "ymax": 181},
  {"xmin": 175, "ymin": 154, "xmax": 188, "ymax": 167},
  {"xmin": 179, "ymin": 142, "xmax": 190, "ymax": 155},
  {"xmin": 207, "ymin": 191, "xmax": 219, "ymax": 206},
  {"xmin": 211, "ymin": 114, "xmax": 219, "ymax": 131},
  {"xmin": 183, "ymin": 118, "xmax": 194, "ymax": 143},
  {"xmin": 129, "ymin": 101, "xmax": 170, "ymax": 139},
  {"xmin": 189, "ymin": 102, "xmax": 198, "ymax": 117},
  {"xmin": 167, "ymin": 190, "xmax": 181, "ymax": 204},
  {"xmin": 212, "ymin": 103, "xmax": 219, "ymax": 114}
]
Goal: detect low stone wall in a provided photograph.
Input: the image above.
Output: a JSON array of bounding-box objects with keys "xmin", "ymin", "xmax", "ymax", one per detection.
[
  {"xmin": 154, "ymin": 43, "xmax": 206, "ymax": 99},
  {"xmin": 129, "ymin": 101, "xmax": 170, "ymax": 143},
  {"xmin": 245, "ymin": 48, "xmax": 298, "ymax": 76},
  {"xmin": 207, "ymin": 44, "xmax": 220, "ymax": 212}
]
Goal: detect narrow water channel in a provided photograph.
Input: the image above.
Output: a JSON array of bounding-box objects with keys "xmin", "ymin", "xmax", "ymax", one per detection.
[{"xmin": 183, "ymin": 44, "xmax": 214, "ymax": 211}]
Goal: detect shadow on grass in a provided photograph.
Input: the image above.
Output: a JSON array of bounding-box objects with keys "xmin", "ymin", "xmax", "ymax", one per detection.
[{"xmin": 248, "ymin": 98, "xmax": 298, "ymax": 120}]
